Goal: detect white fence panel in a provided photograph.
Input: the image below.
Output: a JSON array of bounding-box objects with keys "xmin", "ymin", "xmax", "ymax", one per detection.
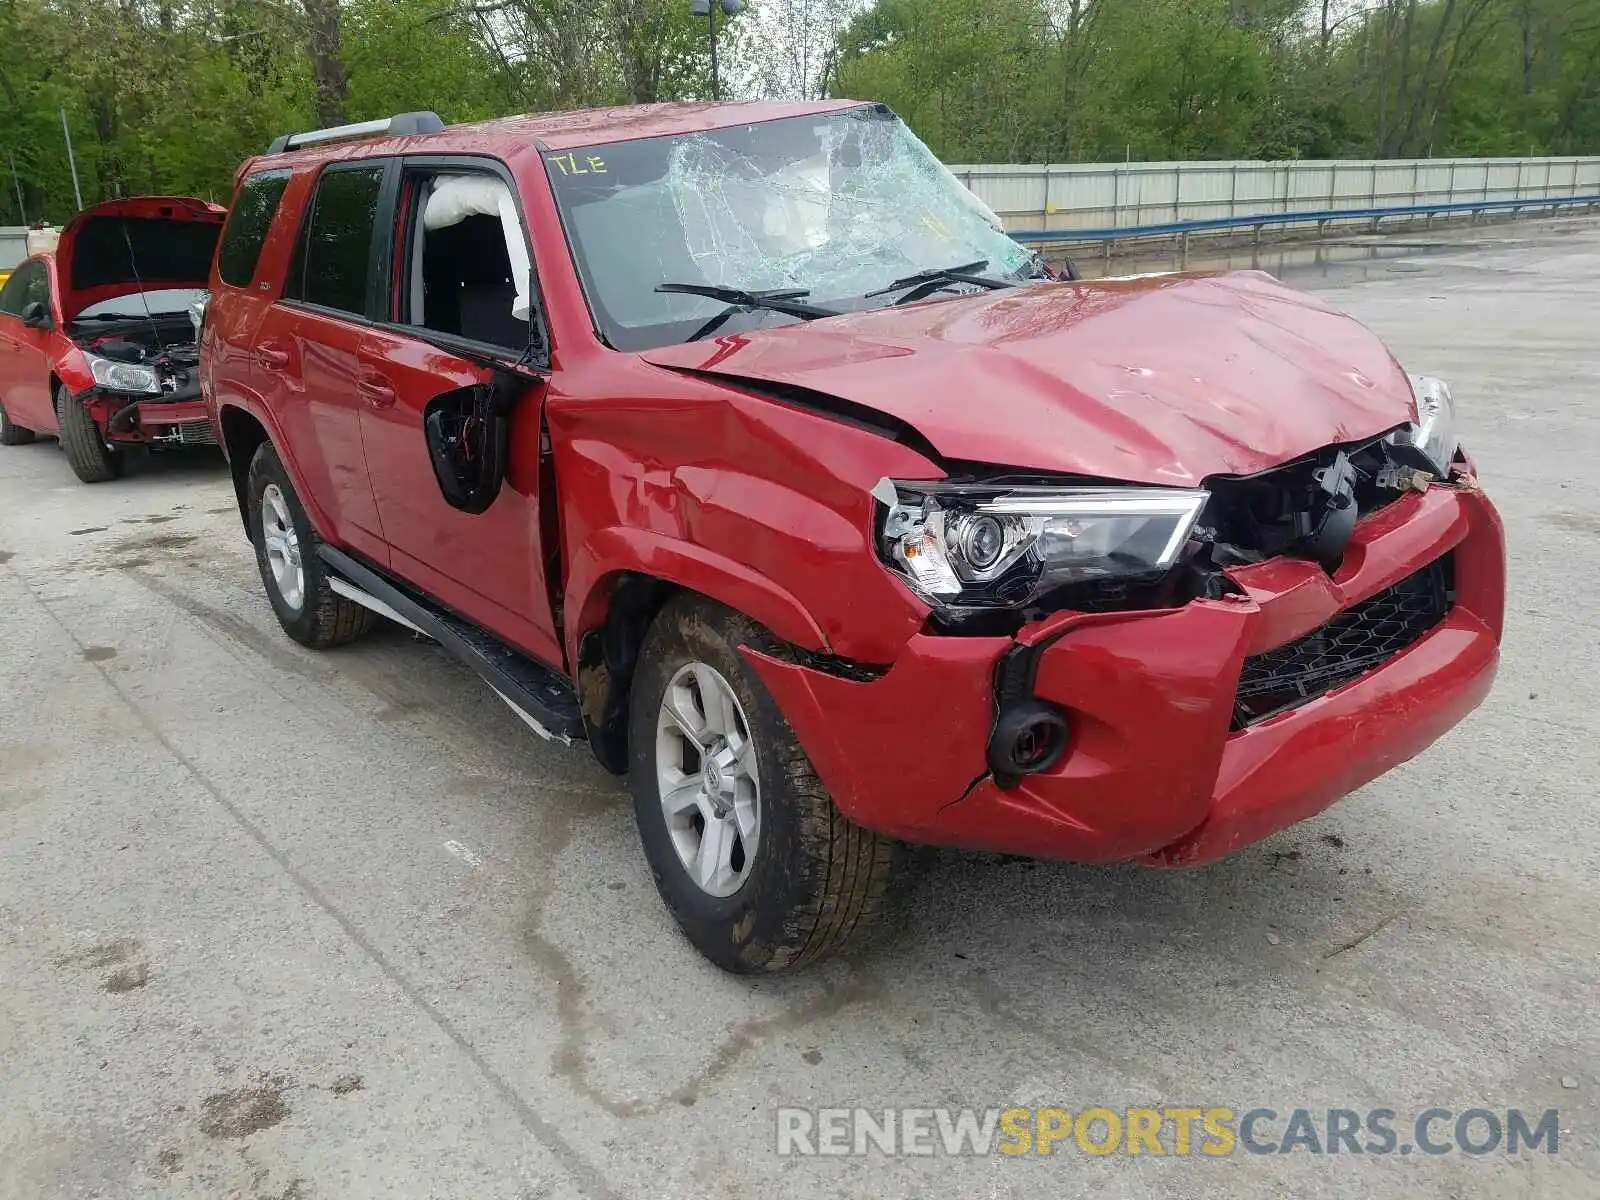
[
  {"xmin": 0, "ymin": 227, "xmax": 28, "ymax": 271},
  {"xmin": 949, "ymin": 156, "xmax": 1600, "ymax": 236}
]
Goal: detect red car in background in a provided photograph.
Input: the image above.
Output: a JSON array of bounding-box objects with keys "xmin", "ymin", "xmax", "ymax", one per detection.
[
  {"xmin": 0, "ymin": 196, "xmax": 224, "ymax": 481},
  {"xmin": 202, "ymin": 102, "xmax": 1504, "ymax": 973}
]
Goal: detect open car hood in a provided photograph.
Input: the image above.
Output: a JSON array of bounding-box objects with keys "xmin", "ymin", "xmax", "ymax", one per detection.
[
  {"xmin": 56, "ymin": 196, "xmax": 225, "ymax": 322},
  {"xmin": 639, "ymin": 271, "xmax": 1420, "ymax": 485}
]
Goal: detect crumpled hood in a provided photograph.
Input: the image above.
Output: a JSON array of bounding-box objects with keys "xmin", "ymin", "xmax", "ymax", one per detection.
[{"xmin": 639, "ymin": 271, "xmax": 1419, "ymax": 485}]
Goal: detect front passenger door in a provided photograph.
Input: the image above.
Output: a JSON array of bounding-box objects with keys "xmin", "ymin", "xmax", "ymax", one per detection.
[
  {"xmin": 0, "ymin": 260, "xmax": 56, "ymax": 430},
  {"xmin": 355, "ymin": 162, "xmax": 562, "ymax": 668}
]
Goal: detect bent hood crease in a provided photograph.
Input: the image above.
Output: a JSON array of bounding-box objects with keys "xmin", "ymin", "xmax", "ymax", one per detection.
[{"xmin": 639, "ymin": 271, "xmax": 1418, "ymax": 485}]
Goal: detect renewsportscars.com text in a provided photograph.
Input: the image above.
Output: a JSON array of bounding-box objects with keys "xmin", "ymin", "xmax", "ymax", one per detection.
[{"xmin": 775, "ymin": 1106, "xmax": 1561, "ymax": 1158}]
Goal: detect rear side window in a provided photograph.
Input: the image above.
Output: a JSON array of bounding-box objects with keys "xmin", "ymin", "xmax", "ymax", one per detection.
[
  {"xmin": 218, "ymin": 171, "xmax": 290, "ymax": 287},
  {"xmin": 285, "ymin": 165, "xmax": 385, "ymax": 315}
]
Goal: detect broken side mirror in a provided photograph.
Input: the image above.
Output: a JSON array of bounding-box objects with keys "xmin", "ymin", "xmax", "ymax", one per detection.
[
  {"xmin": 22, "ymin": 301, "xmax": 50, "ymax": 329},
  {"xmin": 423, "ymin": 369, "xmax": 531, "ymax": 515}
]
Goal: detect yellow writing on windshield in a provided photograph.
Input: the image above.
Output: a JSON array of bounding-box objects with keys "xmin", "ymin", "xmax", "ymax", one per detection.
[{"xmin": 548, "ymin": 153, "xmax": 608, "ymax": 176}]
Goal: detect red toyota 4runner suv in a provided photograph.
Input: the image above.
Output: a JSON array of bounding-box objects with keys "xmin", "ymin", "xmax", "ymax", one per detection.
[
  {"xmin": 0, "ymin": 197, "xmax": 224, "ymax": 481},
  {"xmin": 202, "ymin": 103, "xmax": 1505, "ymax": 972}
]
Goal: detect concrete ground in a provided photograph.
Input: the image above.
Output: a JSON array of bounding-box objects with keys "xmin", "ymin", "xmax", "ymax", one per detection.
[{"xmin": 2, "ymin": 220, "xmax": 1597, "ymax": 1200}]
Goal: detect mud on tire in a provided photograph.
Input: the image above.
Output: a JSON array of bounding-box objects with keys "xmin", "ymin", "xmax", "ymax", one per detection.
[
  {"xmin": 628, "ymin": 594, "xmax": 897, "ymax": 973},
  {"xmin": 246, "ymin": 442, "xmax": 374, "ymax": 649},
  {"xmin": 54, "ymin": 386, "xmax": 119, "ymax": 482}
]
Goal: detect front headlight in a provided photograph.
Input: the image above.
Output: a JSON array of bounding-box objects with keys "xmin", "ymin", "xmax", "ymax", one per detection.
[
  {"xmin": 85, "ymin": 352, "xmax": 160, "ymax": 395},
  {"xmin": 1389, "ymin": 375, "xmax": 1458, "ymax": 475},
  {"xmin": 872, "ymin": 478, "xmax": 1209, "ymax": 611}
]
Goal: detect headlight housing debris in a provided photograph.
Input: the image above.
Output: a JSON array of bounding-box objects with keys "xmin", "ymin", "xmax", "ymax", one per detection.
[
  {"xmin": 1389, "ymin": 375, "xmax": 1458, "ymax": 476},
  {"xmin": 872, "ymin": 478, "xmax": 1209, "ymax": 611}
]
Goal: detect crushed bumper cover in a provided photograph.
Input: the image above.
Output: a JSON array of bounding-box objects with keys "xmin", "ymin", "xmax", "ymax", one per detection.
[
  {"xmin": 77, "ymin": 393, "xmax": 215, "ymax": 444},
  {"xmin": 134, "ymin": 398, "xmax": 215, "ymax": 442},
  {"xmin": 745, "ymin": 485, "xmax": 1504, "ymax": 868}
]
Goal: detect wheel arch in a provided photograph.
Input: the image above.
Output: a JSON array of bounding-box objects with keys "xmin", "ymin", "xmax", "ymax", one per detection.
[
  {"xmin": 215, "ymin": 403, "xmax": 333, "ymax": 546},
  {"xmin": 566, "ymin": 531, "xmax": 831, "ymax": 774},
  {"xmin": 217, "ymin": 403, "xmax": 272, "ymax": 534},
  {"xmin": 48, "ymin": 371, "xmax": 65, "ymax": 424}
]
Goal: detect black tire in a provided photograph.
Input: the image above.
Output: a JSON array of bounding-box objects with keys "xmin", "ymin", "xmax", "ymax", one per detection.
[
  {"xmin": 0, "ymin": 401, "xmax": 36, "ymax": 446},
  {"xmin": 628, "ymin": 595, "xmax": 897, "ymax": 973},
  {"xmin": 246, "ymin": 442, "xmax": 374, "ymax": 649},
  {"xmin": 54, "ymin": 387, "xmax": 119, "ymax": 482}
]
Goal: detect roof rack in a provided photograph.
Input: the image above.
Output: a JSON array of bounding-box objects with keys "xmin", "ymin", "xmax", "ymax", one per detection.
[{"xmin": 265, "ymin": 111, "xmax": 445, "ymax": 155}]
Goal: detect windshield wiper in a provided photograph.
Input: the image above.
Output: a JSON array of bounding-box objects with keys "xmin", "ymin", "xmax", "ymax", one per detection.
[
  {"xmin": 656, "ymin": 283, "xmax": 839, "ymax": 342},
  {"xmin": 865, "ymin": 259, "xmax": 1017, "ymax": 306}
]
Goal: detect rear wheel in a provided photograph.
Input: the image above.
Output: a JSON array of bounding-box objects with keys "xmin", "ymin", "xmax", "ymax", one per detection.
[
  {"xmin": 54, "ymin": 386, "xmax": 120, "ymax": 482},
  {"xmin": 0, "ymin": 401, "xmax": 36, "ymax": 446},
  {"xmin": 246, "ymin": 443, "xmax": 373, "ymax": 649},
  {"xmin": 628, "ymin": 595, "xmax": 897, "ymax": 973}
]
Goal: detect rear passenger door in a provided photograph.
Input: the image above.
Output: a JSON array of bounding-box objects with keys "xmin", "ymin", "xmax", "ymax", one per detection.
[{"xmin": 262, "ymin": 161, "xmax": 392, "ymax": 562}]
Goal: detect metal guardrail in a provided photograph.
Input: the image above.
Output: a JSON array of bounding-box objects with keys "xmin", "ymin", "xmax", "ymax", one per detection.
[
  {"xmin": 1006, "ymin": 193, "xmax": 1600, "ymax": 250},
  {"xmin": 954, "ymin": 155, "xmax": 1600, "ymax": 234}
]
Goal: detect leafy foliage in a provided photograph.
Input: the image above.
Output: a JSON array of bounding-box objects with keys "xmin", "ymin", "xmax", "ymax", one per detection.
[
  {"xmin": 1, "ymin": 0, "xmax": 1596, "ymax": 225},
  {"xmin": 834, "ymin": 0, "xmax": 1600, "ymax": 163}
]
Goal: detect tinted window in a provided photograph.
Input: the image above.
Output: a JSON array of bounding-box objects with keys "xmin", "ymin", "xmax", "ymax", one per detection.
[
  {"xmin": 23, "ymin": 262, "xmax": 49, "ymax": 310},
  {"xmin": 218, "ymin": 171, "xmax": 290, "ymax": 288},
  {"xmin": 286, "ymin": 165, "xmax": 385, "ymax": 315},
  {"xmin": 0, "ymin": 262, "xmax": 32, "ymax": 315},
  {"xmin": 0, "ymin": 261, "xmax": 46, "ymax": 316}
]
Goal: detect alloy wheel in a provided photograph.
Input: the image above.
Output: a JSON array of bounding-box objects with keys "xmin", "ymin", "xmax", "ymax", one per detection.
[
  {"xmin": 260, "ymin": 482, "xmax": 305, "ymax": 612},
  {"xmin": 655, "ymin": 661, "xmax": 761, "ymax": 898}
]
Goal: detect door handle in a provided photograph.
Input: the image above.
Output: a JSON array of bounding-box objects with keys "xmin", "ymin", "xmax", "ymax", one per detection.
[
  {"xmin": 357, "ymin": 374, "xmax": 396, "ymax": 408},
  {"xmin": 256, "ymin": 343, "xmax": 290, "ymax": 370}
]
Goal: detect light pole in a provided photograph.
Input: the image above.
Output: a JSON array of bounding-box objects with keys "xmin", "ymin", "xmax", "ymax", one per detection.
[
  {"xmin": 60, "ymin": 108, "xmax": 84, "ymax": 212},
  {"xmin": 690, "ymin": 0, "xmax": 742, "ymax": 100}
]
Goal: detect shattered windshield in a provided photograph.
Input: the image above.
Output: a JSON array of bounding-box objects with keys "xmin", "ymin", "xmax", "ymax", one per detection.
[{"xmin": 545, "ymin": 105, "xmax": 1036, "ymax": 350}]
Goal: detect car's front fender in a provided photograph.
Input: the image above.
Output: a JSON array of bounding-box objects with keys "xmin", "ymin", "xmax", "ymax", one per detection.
[{"xmin": 564, "ymin": 525, "xmax": 829, "ymax": 669}]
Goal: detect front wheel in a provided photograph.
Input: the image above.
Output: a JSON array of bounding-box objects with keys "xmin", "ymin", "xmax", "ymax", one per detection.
[
  {"xmin": 628, "ymin": 595, "xmax": 897, "ymax": 973},
  {"xmin": 54, "ymin": 387, "xmax": 119, "ymax": 482},
  {"xmin": 0, "ymin": 401, "xmax": 36, "ymax": 446}
]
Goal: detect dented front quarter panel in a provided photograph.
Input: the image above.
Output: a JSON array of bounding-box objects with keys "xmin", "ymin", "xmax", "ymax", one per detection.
[
  {"xmin": 51, "ymin": 342, "xmax": 94, "ymax": 396},
  {"xmin": 548, "ymin": 354, "xmax": 939, "ymax": 668}
]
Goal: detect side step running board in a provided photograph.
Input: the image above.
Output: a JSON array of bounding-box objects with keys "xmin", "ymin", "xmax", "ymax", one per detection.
[{"xmin": 317, "ymin": 545, "xmax": 585, "ymax": 745}]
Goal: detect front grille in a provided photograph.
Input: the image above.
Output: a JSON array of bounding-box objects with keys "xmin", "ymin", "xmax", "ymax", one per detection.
[
  {"xmin": 1232, "ymin": 555, "xmax": 1454, "ymax": 729},
  {"xmin": 175, "ymin": 421, "xmax": 218, "ymax": 446}
]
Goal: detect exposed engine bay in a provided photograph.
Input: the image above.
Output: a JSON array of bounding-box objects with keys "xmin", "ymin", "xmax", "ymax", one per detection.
[
  {"xmin": 71, "ymin": 312, "xmax": 202, "ymax": 407},
  {"xmin": 1187, "ymin": 430, "xmax": 1439, "ymax": 581}
]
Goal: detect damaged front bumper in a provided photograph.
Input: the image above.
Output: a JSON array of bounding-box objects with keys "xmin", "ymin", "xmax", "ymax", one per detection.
[
  {"xmin": 744, "ymin": 482, "xmax": 1504, "ymax": 867},
  {"xmin": 75, "ymin": 389, "xmax": 215, "ymax": 446}
]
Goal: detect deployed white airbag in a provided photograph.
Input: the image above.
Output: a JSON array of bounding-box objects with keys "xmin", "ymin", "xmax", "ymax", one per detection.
[{"xmin": 423, "ymin": 175, "xmax": 531, "ymax": 321}]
